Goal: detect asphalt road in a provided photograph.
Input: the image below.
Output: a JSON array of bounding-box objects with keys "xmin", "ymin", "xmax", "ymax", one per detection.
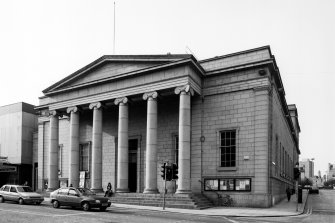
[
  {"xmin": 232, "ymin": 189, "xmax": 335, "ymax": 223},
  {"xmin": 0, "ymin": 201, "xmax": 237, "ymax": 223},
  {"xmin": 1, "ymin": 190, "xmax": 334, "ymax": 223}
]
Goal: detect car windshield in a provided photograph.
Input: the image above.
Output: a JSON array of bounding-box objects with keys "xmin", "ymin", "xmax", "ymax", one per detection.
[
  {"xmin": 77, "ymin": 188, "xmax": 95, "ymax": 196},
  {"xmin": 16, "ymin": 186, "xmax": 33, "ymax": 192}
]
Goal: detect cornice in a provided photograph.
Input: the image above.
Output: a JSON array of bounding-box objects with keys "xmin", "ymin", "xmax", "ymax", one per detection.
[
  {"xmin": 199, "ymin": 45, "xmax": 271, "ymax": 63},
  {"xmin": 204, "ymin": 59, "xmax": 273, "ymax": 76}
]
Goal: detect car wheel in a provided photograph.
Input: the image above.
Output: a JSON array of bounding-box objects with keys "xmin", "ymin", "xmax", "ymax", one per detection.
[
  {"xmin": 82, "ymin": 202, "xmax": 90, "ymax": 211},
  {"xmin": 19, "ymin": 198, "xmax": 24, "ymax": 205},
  {"xmin": 100, "ymin": 207, "xmax": 107, "ymax": 211},
  {"xmin": 53, "ymin": 200, "xmax": 60, "ymax": 208},
  {"xmin": 0, "ymin": 196, "xmax": 4, "ymax": 203},
  {"xmin": 36, "ymin": 202, "xmax": 41, "ymax": 205}
]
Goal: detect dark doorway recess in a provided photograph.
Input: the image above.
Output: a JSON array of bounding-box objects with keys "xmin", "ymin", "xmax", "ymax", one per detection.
[{"xmin": 128, "ymin": 139, "xmax": 138, "ymax": 192}]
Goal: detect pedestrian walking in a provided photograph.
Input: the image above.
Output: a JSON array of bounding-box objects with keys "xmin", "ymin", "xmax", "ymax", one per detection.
[
  {"xmin": 104, "ymin": 182, "xmax": 113, "ymax": 197},
  {"xmin": 286, "ymin": 187, "xmax": 291, "ymax": 201}
]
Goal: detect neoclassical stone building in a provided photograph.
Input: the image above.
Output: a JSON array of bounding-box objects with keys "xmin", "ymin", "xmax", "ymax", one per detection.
[{"xmin": 35, "ymin": 46, "xmax": 300, "ymax": 207}]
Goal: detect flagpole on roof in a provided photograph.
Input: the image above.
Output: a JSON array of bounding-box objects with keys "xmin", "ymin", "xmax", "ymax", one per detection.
[{"xmin": 113, "ymin": 1, "xmax": 116, "ymax": 55}]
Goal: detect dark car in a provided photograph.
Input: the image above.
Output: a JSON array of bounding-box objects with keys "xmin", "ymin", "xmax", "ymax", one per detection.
[
  {"xmin": 50, "ymin": 187, "xmax": 111, "ymax": 211},
  {"xmin": 0, "ymin": 185, "xmax": 44, "ymax": 205},
  {"xmin": 309, "ymin": 186, "xmax": 319, "ymax": 194}
]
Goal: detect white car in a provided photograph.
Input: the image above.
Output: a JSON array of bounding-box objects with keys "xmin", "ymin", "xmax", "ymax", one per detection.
[{"xmin": 0, "ymin": 184, "xmax": 44, "ymax": 205}]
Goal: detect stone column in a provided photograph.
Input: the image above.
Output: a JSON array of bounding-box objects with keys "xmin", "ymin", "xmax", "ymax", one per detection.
[
  {"xmin": 47, "ymin": 110, "xmax": 59, "ymax": 191},
  {"xmin": 143, "ymin": 92, "xmax": 159, "ymax": 194},
  {"xmin": 115, "ymin": 97, "xmax": 129, "ymax": 193},
  {"xmin": 89, "ymin": 102, "xmax": 103, "ymax": 192},
  {"xmin": 67, "ymin": 106, "xmax": 80, "ymax": 187},
  {"xmin": 175, "ymin": 85, "xmax": 193, "ymax": 194}
]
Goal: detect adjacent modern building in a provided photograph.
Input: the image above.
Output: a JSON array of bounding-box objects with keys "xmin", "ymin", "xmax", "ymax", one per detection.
[
  {"xmin": 34, "ymin": 46, "xmax": 300, "ymax": 207},
  {"xmin": 326, "ymin": 163, "xmax": 335, "ymax": 181},
  {"xmin": 299, "ymin": 158, "xmax": 315, "ymax": 179},
  {"xmin": 0, "ymin": 102, "xmax": 37, "ymax": 187}
]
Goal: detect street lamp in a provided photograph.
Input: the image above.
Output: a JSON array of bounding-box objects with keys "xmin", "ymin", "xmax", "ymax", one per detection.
[{"xmin": 295, "ymin": 162, "xmax": 300, "ymax": 212}]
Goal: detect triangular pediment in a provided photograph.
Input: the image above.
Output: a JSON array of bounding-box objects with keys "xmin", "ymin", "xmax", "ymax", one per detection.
[
  {"xmin": 61, "ymin": 61, "xmax": 163, "ymax": 89},
  {"xmin": 43, "ymin": 55, "xmax": 194, "ymax": 94}
]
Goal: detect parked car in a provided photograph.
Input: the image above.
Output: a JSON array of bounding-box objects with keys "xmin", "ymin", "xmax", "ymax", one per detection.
[
  {"xmin": 50, "ymin": 187, "xmax": 111, "ymax": 211},
  {"xmin": 0, "ymin": 184, "xmax": 44, "ymax": 205},
  {"xmin": 309, "ymin": 186, "xmax": 319, "ymax": 194}
]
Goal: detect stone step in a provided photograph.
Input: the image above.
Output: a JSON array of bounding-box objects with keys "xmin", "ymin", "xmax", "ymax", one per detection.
[
  {"xmin": 110, "ymin": 197, "xmax": 195, "ymax": 202},
  {"xmin": 109, "ymin": 193, "xmax": 214, "ymax": 210},
  {"xmin": 111, "ymin": 199, "xmax": 196, "ymax": 205}
]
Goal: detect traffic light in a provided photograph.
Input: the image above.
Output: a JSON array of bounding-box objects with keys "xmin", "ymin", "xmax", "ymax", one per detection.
[
  {"xmin": 161, "ymin": 163, "xmax": 166, "ymax": 180},
  {"xmin": 171, "ymin": 163, "xmax": 178, "ymax": 180},
  {"xmin": 294, "ymin": 167, "xmax": 300, "ymax": 180},
  {"xmin": 166, "ymin": 166, "xmax": 172, "ymax": 181}
]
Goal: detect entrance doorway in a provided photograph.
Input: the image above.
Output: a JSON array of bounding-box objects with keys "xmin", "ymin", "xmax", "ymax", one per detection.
[{"xmin": 128, "ymin": 139, "xmax": 138, "ymax": 192}]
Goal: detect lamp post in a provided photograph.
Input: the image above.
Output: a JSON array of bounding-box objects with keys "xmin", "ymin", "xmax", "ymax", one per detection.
[{"xmin": 295, "ymin": 162, "xmax": 299, "ymax": 212}]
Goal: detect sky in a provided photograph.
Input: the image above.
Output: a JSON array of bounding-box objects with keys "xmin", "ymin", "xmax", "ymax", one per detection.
[{"xmin": 0, "ymin": 0, "xmax": 334, "ymax": 175}]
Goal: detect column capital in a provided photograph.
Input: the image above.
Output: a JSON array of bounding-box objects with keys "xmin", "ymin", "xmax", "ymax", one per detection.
[
  {"xmin": 114, "ymin": 97, "xmax": 128, "ymax": 105},
  {"xmin": 89, "ymin": 102, "xmax": 102, "ymax": 110},
  {"xmin": 143, "ymin": 91, "xmax": 158, "ymax": 100},
  {"xmin": 48, "ymin": 110, "xmax": 59, "ymax": 117},
  {"xmin": 174, "ymin": 84, "xmax": 194, "ymax": 96},
  {"xmin": 66, "ymin": 106, "xmax": 80, "ymax": 114}
]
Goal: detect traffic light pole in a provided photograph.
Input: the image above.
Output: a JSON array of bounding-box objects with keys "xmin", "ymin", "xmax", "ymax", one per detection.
[
  {"xmin": 294, "ymin": 163, "xmax": 300, "ymax": 212},
  {"xmin": 296, "ymin": 180, "xmax": 298, "ymax": 212},
  {"xmin": 163, "ymin": 162, "xmax": 167, "ymax": 210}
]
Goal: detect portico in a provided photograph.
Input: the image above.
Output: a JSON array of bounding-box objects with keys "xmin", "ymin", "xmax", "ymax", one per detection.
[{"xmin": 37, "ymin": 54, "xmax": 202, "ymax": 194}]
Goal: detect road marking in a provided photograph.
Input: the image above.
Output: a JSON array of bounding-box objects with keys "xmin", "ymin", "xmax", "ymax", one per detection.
[
  {"xmin": 0, "ymin": 208, "xmax": 53, "ymax": 217},
  {"xmin": 51, "ymin": 212, "xmax": 92, "ymax": 217},
  {"xmin": 0, "ymin": 208, "xmax": 92, "ymax": 217},
  {"xmin": 223, "ymin": 217, "xmax": 240, "ymax": 223}
]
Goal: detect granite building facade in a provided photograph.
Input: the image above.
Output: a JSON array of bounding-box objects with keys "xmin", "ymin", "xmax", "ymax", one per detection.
[
  {"xmin": 0, "ymin": 102, "xmax": 37, "ymax": 187},
  {"xmin": 34, "ymin": 46, "xmax": 300, "ymax": 207}
]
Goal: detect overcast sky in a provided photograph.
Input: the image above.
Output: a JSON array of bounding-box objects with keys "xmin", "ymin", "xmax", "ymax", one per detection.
[{"xmin": 0, "ymin": 0, "xmax": 334, "ymax": 175}]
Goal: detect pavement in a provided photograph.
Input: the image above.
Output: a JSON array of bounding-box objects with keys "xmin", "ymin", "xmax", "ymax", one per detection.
[{"xmin": 43, "ymin": 190, "xmax": 309, "ymax": 217}]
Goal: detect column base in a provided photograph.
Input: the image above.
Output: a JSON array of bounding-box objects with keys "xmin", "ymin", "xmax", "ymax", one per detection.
[
  {"xmin": 116, "ymin": 188, "xmax": 130, "ymax": 193},
  {"xmin": 175, "ymin": 189, "xmax": 191, "ymax": 194},
  {"xmin": 143, "ymin": 188, "xmax": 159, "ymax": 194},
  {"xmin": 90, "ymin": 188, "xmax": 104, "ymax": 193}
]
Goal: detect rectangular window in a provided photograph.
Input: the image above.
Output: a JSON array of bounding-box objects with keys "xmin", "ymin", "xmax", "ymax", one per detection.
[
  {"xmin": 275, "ymin": 136, "xmax": 278, "ymax": 176},
  {"xmin": 220, "ymin": 130, "xmax": 236, "ymax": 167},
  {"xmin": 204, "ymin": 178, "xmax": 251, "ymax": 191},
  {"xmin": 280, "ymin": 145, "xmax": 283, "ymax": 175},
  {"xmin": 79, "ymin": 142, "xmax": 91, "ymax": 178}
]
